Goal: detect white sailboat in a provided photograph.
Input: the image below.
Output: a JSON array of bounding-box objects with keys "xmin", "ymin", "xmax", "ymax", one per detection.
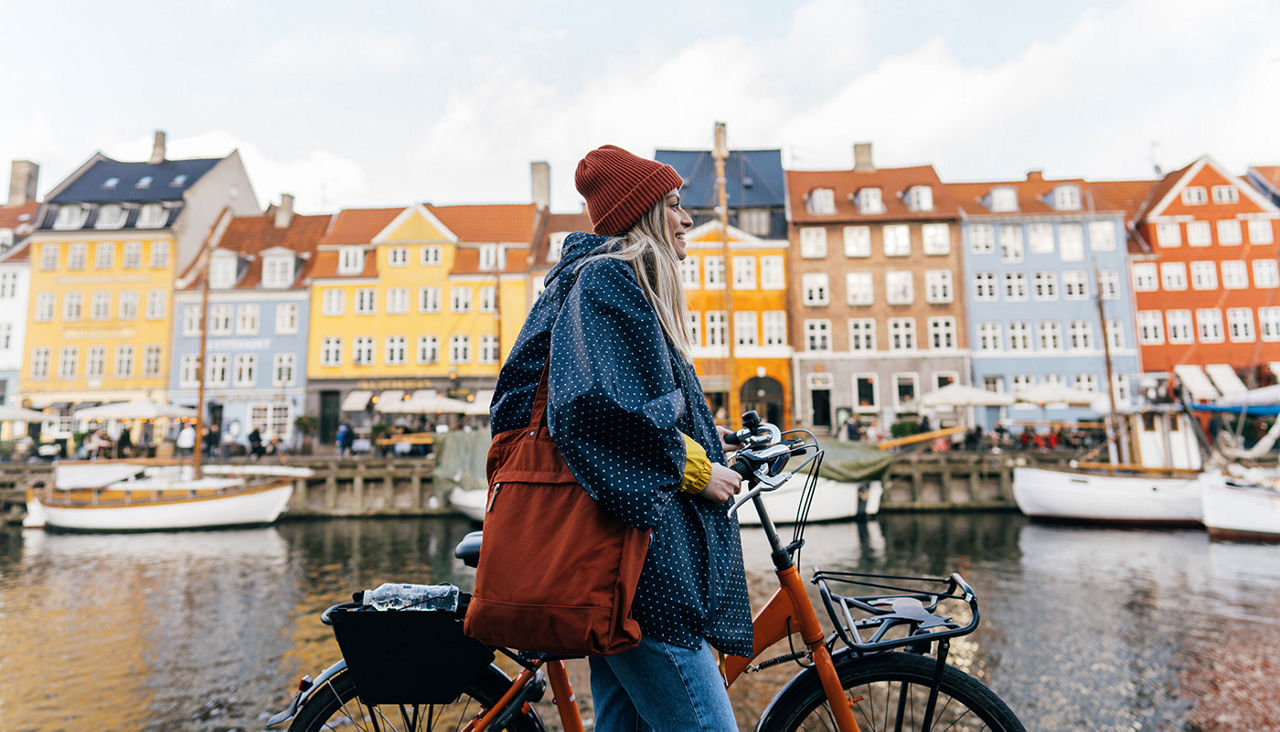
[{"xmin": 1196, "ymin": 388, "xmax": 1280, "ymax": 540}]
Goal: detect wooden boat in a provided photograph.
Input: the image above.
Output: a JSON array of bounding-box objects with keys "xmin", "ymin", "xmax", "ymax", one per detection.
[
  {"xmin": 24, "ymin": 462, "xmax": 309, "ymax": 532},
  {"xmin": 1200, "ymin": 468, "xmax": 1280, "ymax": 541},
  {"xmin": 1013, "ymin": 463, "xmax": 1202, "ymax": 526}
]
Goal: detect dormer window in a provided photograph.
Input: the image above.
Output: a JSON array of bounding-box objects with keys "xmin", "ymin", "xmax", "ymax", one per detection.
[
  {"xmin": 906, "ymin": 186, "xmax": 933, "ymax": 212},
  {"xmin": 0, "ymin": 229, "xmax": 12, "ymax": 248},
  {"xmin": 53, "ymin": 204, "xmax": 88, "ymax": 230},
  {"xmin": 338, "ymin": 246, "xmax": 364, "ymax": 274},
  {"xmin": 808, "ymin": 188, "xmax": 836, "ymax": 215},
  {"xmin": 102, "ymin": 177, "xmax": 120, "ymax": 190},
  {"xmin": 137, "ymin": 203, "xmax": 166, "ymax": 228},
  {"xmin": 856, "ymin": 187, "xmax": 885, "ymax": 214},
  {"xmin": 548, "ymin": 232, "xmax": 568, "ymax": 263},
  {"xmin": 95, "ymin": 203, "xmax": 126, "ymax": 229},
  {"xmin": 170, "ymin": 174, "xmax": 187, "ymax": 188},
  {"xmin": 1211, "ymin": 185, "xmax": 1239, "ymax": 204},
  {"xmin": 262, "ymin": 254, "xmax": 296, "ymax": 288},
  {"xmin": 990, "ymin": 187, "xmax": 1018, "ymax": 212},
  {"xmin": 479, "ymin": 244, "xmax": 503, "ymax": 271},
  {"xmin": 1053, "ymin": 185, "xmax": 1081, "ymax": 211},
  {"xmin": 209, "ymin": 251, "xmax": 238, "ymax": 289},
  {"xmin": 136, "ymin": 175, "xmax": 153, "ymax": 189},
  {"xmin": 1181, "ymin": 186, "xmax": 1207, "ymax": 205}
]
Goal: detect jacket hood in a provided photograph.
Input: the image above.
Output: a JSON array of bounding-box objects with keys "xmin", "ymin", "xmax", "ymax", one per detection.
[{"xmin": 544, "ymin": 232, "xmax": 611, "ymax": 286}]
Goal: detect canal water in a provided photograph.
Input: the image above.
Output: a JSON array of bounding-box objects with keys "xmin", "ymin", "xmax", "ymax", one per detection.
[{"xmin": 2, "ymin": 513, "xmax": 1279, "ymax": 731}]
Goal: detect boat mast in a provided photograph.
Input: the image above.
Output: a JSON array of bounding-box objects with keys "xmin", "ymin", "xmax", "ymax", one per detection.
[
  {"xmin": 192, "ymin": 230, "xmax": 214, "ymax": 478},
  {"xmin": 1094, "ymin": 259, "xmax": 1128, "ymax": 463},
  {"xmin": 714, "ymin": 121, "xmax": 738, "ymax": 425}
]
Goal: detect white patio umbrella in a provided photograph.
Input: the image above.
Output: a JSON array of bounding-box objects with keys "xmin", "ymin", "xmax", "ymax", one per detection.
[
  {"xmin": 75, "ymin": 398, "xmax": 197, "ymax": 421},
  {"xmin": 1013, "ymin": 384, "xmax": 1102, "ymax": 408},
  {"xmin": 462, "ymin": 390, "xmax": 493, "ymax": 417},
  {"xmin": 0, "ymin": 405, "xmax": 49, "ymax": 422},
  {"xmin": 377, "ymin": 391, "xmax": 473, "ymax": 414},
  {"xmin": 921, "ymin": 383, "xmax": 1015, "ymax": 408}
]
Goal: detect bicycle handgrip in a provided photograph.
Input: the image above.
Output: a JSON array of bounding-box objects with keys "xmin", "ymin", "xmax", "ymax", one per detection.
[
  {"xmin": 730, "ymin": 460, "xmax": 755, "ymax": 482},
  {"xmin": 723, "ymin": 431, "xmax": 742, "ymax": 446}
]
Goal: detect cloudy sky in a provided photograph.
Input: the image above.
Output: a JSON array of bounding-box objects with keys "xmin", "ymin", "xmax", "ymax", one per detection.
[{"xmin": 2, "ymin": 0, "xmax": 1277, "ymax": 214}]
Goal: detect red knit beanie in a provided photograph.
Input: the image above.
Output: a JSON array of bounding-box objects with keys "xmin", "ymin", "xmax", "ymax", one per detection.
[{"xmin": 575, "ymin": 145, "xmax": 684, "ymax": 236}]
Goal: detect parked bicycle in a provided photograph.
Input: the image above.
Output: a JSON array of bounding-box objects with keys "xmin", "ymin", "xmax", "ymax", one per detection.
[{"xmin": 267, "ymin": 412, "xmax": 1024, "ymax": 731}]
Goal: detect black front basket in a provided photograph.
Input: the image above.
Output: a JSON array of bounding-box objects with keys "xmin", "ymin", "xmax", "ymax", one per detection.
[{"xmin": 328, "ymin": 593, "xmax": 495, "ymax": 705}]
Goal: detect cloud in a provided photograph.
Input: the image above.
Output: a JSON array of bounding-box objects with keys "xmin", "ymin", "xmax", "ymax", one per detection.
[{"xmin": 258, "ymin": 27, "xmax": 421, "ymax": 75}]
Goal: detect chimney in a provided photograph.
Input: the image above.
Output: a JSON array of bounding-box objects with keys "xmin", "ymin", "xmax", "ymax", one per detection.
[
  {"xmin": 149, "ymin": 130, "xmax": 167, "ymax": 164},
  {"xmin": 1026, "ymin": 170, "xmax": 1044, "ymax": 182},
  {"xmin": 853, "ymin": 142, "xmax": 875, "ymax": 172},
  {"xmin": 274, "ymin": 193, "xmax": 295, "ymax": 229},
  {"xmin": 8, "ymin": 160, "xmax": 38, "ymax": 206},
  {"xmin": 531, "ymin": 161, "xmax": 551, "ymax": 210}
]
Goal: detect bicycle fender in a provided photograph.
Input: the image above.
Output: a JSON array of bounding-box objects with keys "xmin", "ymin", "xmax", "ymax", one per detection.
[
  {"xmin": 264, "ymin": 659, "xmax": 347, "ymax": 728},
  {"xmin": 753, "ymin": 661, "xmax": 822, "ymax": 731}
]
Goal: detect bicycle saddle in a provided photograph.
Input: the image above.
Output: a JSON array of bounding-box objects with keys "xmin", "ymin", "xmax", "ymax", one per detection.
[{"xmin": 455, "ymin": 531, "xmax": 483, "ymax": 568}]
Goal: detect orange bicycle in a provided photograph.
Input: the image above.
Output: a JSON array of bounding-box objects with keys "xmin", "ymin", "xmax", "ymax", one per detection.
[{"xmin": 268, "ymin": 413, "xmax": 1024, "ymax": 731}]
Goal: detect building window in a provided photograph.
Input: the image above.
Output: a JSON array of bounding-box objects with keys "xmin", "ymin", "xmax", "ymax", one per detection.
[
  {"xmin": 1195, "ymin": 309, "xmax": 1224, "ymax": 343},
  {"xmin": 1053, "ymin": 185, "xmax": 1081, "ymax": 210},
  {"xmin": 738, "ymin": 209, "xmax": 770, "ymax": 236},
  {"xmin": 419, "ymin": 287, "xmax": 441, "ymax": 313},
  {"xmin": 760, "ymin": 256, "xmax": 785, "ymax": 289},
  {"xmin": 262, "ymin": 255, "xmax": 295, "ymax": 287},
  {"xmin": 117, "ymin": 290, "xmax": 138, "ymax": 320},
  {"xmin": 479, "ymin": 244, "xmax": 501, "ymax": 271},
  {"xmin": 1027, "ymin": 223, "xmax": 1054, "ymax": 253},
  {"xmin": 888, "ymin": 318, "xmax": 916, "ymax": 351},
  {"xmin": 883, "ymin": 271, "xmax": 912, "ymax": 305},
  {"xmin": 1217, "ymin": 219, "xmax": 1243, "ymax": 246},
  {"xmin": 919, "ymin": 223, "xmax": 949, "ymax": 255},
  {"xmin": 1032, "ymin": 272, "xmax": 1058, "ymax": 300},
  {"xmin": 231, "ymin": 353, "xmax": 256, "ymax": 386},
  {"xmin": 63, "ymin": 292, "xmax": 83, "ymax": 321},
  {"xmin": 1248, "ymin": 219, "xmax": 1274, "ymax": 245},
  {"xmin": 973, "ymin": 272, "xmax": 997, "ymax": 301},
  {"xmin": 388, "ymin": 247, "xmax": 408, "ymax": 267},
  {"xmin": 385, "ymin": 335, "xmax": 407, "ymax": 365},
  {"xmin": 338, "ymin": 246, "xmax": 364, "ymax": 274},
  {"xmin": 855, "ymin": 375, "xmax": 879, "ymax": 410},
  {"xmin": 732, "ymin": 256, "xmax": 755, "ymax": 289},
  {"xmin": 1088, "ymin": 221, "xmax": 1116, "ymax": 251},
  {"xmin": 705, "ymin": 311, "xmax": 727, "ymax": 347},
  {"xmin": 1167, "ymin": 310, "xmax": 1194, "ymax": 344},
  {"xmin": 1098, "ymin": 269, "xmax": 1120, "ymax": 299},
  {"xmin": 450, "ymin": 286, "xmax": 471, "ymax": 313},
  {"xmin": 1137, "ymin": 311, "xmax": 1164, "ymax": 345},
  {"xmin": 250, "ymin": 404, "xmax": 293, "ymax": 440},
  {"xmin": 734, "ymin": 312, "xmax": 757, "ymax": 347},
  {"xmin": 275, "ymin": 303, "xmax": 299, "ymax": 334},
  {"xmin": 1000, "ymin": 225, "xmax": 1024, "ymax": 263},
  {"xmin": 762, "ymin": 311, "xmax": 787, "ymax": 346},
  {"xmin": 882, "ymin": 225, "xmax": 910, "ymax": 257},
  {"xmin": 35, "ymin": 292, "xmax": 54, "ymax": 321},
  {"xmin": 354, "ymin": 288, "xmax": 377, "ymax": 314},
  {"xmin": 0, "ymin": 321, "xmax": 11, "ymax": 350},
  {"xmin": 146, "ymin": 290, "xmax": 165, "ymax": 320},
  {"xmin": 808, "ymin": 188, "xmax": 836, "ymax": 214},
  {"xmin": 1069, "ymin": 320, "xmax": 1093, "ymax": 350},
  {"xmin": 58, "ymin": 346, "xmax": 78, "ymax": 379},
  {"xmin": 479, "ymin": 334, "xmax": 500, "ymax": 364},
  {"xmin": 894, "ymin": 373, "xmax": 919, "ymax": 410},
  {"xmin": 1058, "ymin": 223, "xmax": 1084, "ymax": 261},
  {"xmin": 1155, "ymin": 222, "xmax": 1181, "ymax": 248},
  {"xmin": 990, "ymin": 187, "xmax": 1018, "ymax": 212},
  {"xmin": 977, "ymin": 322, "xmax": 1002, "ymax": 351},
  {"xmin": 1061, "ymin": 270, "xmax": 1087, "ymax": 299},
  {"xmin": 1003, "ymin": 272, "xmax": 1027, "ymax": 300},
  {"xmin": 321, "ymin": 337, "xmax": 342, "ymax": 366},
  {"xmin": 40, "ymin": 244, "xmax": 58, "ymax": 270},
  {"xmin": 151, "ymin": 240, "xmax": 170, "ymax": 268},
  {"xmin": 856, "ymin": 187, "xmax": 884, "ymax": 214},
  {"xmin": 94, "ymin": 241, "xmax": 115, "ymax": 268},
  {"xmin": 137, "ymin": 203, "xmax": 166, "ymax": 228},
  {"xmin": 704, "ymin": 255, "xmax": 725, "ymax": 289},
  {"xmin": 983, "ymin": 376, "xmax": 1005, "ymax": 394},
  {"xmin": 1222, "ymin": 261, "xmax": 1248, "ymax": 289},
  {"xmin": 1226, "ymin": 308, "xmax": 1255, "ymax": 342},
  {"xmin": 968, "ymin": 224, "xmax": 995, "ymax": 254},
  {"xmin": 237, "ymin": 304, "xmax": 260, "ymax": 334},
  {"xmin": 322, "ymin": 289, "xmax": 345, "ymax": 315},
  {"xmin": 804, "ymin": 319, "xmax": 831, "ymax": 351},
  {"xmin": 924, "ymin": 270, "xmax": 953, "ymax": 303},
  {"xmin": 0, "ymin": 271, "xmax": 15, "ymax": 299},
  {"xmin": 1185, "ymin": 221, "xmax": 1211, "ymax": 247},
  {"xmin": 31, "ymin": 346, "xmax": 51, "ymax": 378},
  {"xmin": 686, "ymin": 312, "xmax": 701, "ymax": 346},
  {"xmin": 1074, "ymin": 373, "xmax": 1099, "ymax": 393},
  {"xmin": 1106, "ymin": 319, "xmax": 1125, "ymax": 349},
  {"xmin": 421, "ymin": 245, "xmax": 442, "ymax": 266},
  {"xmin": 1132, "ymin": 263, "xmax": 1158, "ymax": 291},
  {"xmin": 479, "ymin": 286, "xmax": 496, "ymax": 313},
  {"xmin": 53, "ymin": 204, "xmax": 87, "ymax": 230},
  {"xmin": 1190, "ymin": 261, "xmax": 1217, "ymax": 290},
  {"xmin": 67, "ymin": 243, "xmax": 87, "ymax": 270},
  {"xmin": 1039, "ymin": 321, "xmax": 1063, "ymax": 351},
  {"xmin": 843, "ymin": 226, "xmax": 871, "ymax": 257},
  {"xmin": 1253, "ymin": 259, "xmax": 1280, "ymax": 288},
  {"xmin": 846, "ymin": 272, "xmax": 874, "ymax": 306},
  {"xmin": 928, "ymin": 317, "xmax": 955, "ymax": 350},
  {"xmin": 1008, "ymin": 321, "xmax": 1031, "ymax": 351},
  {"xmin": 417, "ymin": 335, "xmax": 439, "ymax": 363},
  {"xmin": 802, "ymin": 273, "xmax": 829, "ymax": 306},
  {"xmin": 115, "ymin": 345, "xmax": 135, "ymax": 378},
  {"xmin": 679, "ymin": 256, "xmax": 699, "ymax": 289},
  {"xmin": 90, "ymin": 291, "xmax": 110, "ymax": 320},
  {"xmin": 1213, "ymin": 185, "xmax": 1240, "ymax": 204},
  {"xmin": 179, "ymin": 353, "xmax": 200, "ymax": 387},
  {"xmin": 210, "ymin": 304, "xmax": 233, "ymax": 335},
  {"xmin": 1259, "ymin": 307, "xmax": 1280, "ymax": 341},
  {"xmin": 143, "ymin": 344, "xmax": 162, "ymax": 378},
  {"xmin": 849, "ymin": 318, "xmax": 875, "ymax": 351},
  {"xmin": 907, "ymin": 186, "xmax": 933, "ymax": 212},
  {"xmin": 1181, "ymin": 186, "xmax": 1208, "ymax": 205},
  {"xmin": 1160, "ymin": 262, "xmax": 1187, "ymax": 290},
  {"xmin": 450, "ymin": 335, "xmax": 471, "ymax": 364},
  {"xmin": 387, "ymin": 287, "xmax": 410, "ymax": 314},
  {"xmin": 353, "ymin": 336, "xmax": 375, "ymax": 365},
  {"xmin": 800, "ymin": 228, "xmax": 828, "ymax": 258}
]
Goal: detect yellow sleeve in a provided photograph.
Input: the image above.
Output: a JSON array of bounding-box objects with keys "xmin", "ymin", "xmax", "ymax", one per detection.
[{"xmin": 680, "ymin": 433, "xmax": 712, "ymax": 495}]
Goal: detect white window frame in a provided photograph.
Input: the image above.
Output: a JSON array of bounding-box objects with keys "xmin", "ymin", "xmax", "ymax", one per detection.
[
  {"xmin": 237, "ymin": 304, "xmax": 260, "ymax": 335},
  {"xmin": 1226, "ymin": 308, "xmax": 1255, "ymax": 343},
  {"xmin": 353, "ymin": 336, "xmax": 375, "ymax": 366},
  {"xmin": 843, "ymin": 226, "xmax": 871, "ymax": 258},
  {"xmin": 355, "ymin": 288, "xmax": 377, "ymax": 315},
  {"xmin": 679, "ymin": 256, "xmax": 699, "ymax": 289},
  {"xmin": 1217, "ymin": 219, "xmax": 1243, "ymax": 246},
  {"xmin": 800, "ymin": 228, "xmax": 828, "ymax": 259},
  {"xmin": 419, "ymin": 286, "xmax": 441, "ymax": 313},
  {"xmin": 1190, "ymin": 261, "xmax": 1217, "ymax": 290},
  {"xmin": 732, "ymin": 256, "xmax": 756, "ymax": 289},
  {"xmin": 450, "ymin": 335, "xmax": 471, "ymax": 364},
  {"xmin": 1166, "ymin": 310, "xmax": 1194, "ymax": 344},
  {"xmin": 275, "ymin": 303, "xmax": 299, "ymax": 334},
  {"xmin": 321, "ymin": 337, "xmax": 343, "ymax": 366},
  {"xmin": 150, "ymin": 240, "xmax": 170, "ymax": 268},
  {"xmin": 802, "ymin": 273, "xmax": 829, "ymax": 306},
  {"xmin": 417, "ymin": 335, "xmax": 439, "ymax": 364},
  {"xmin": 1032, "ymin": 271, "xmax": 1058, "ymax": 301},
  {"xmin": 338, "ymin": 246, "xmax": 365, "ymax": 274},
  {"xmin": 1132, "ymin": 263, "xmax": 1158, "ymax": 292},
  {"xmin": 848, "ymin": 318, "xmax": 875, "ymax": 352},
  {"xmin": 882, "ymin": 225, "xmax": 911, "ymax": 257},
  {"xmin": 885, "ymin": 271, "xmax": 913, "ymax": 305},
  {"xmin": 1137, "ymin": 311, "xmax": 1164, "ymax": 345},
  {"xmin": 322, "ymin": 289, "xmax": 345, "ymax": 316},
  {"xmin": 421, "ymin": 245, "xmax": 442, "ymax": 266},
  {"xmin": 1196, "ymin": 308, "xmax": 1225, "ymax": 343},
  {"xmin": 968, "ymin": 224, "xmax": 994, "ymax": 254},
  {"xmin": 1248, "ymin": 219, "xmax": 1274, "ymax": 245},
  {"xmin": 762, "ymin": 311, "xmax": 786, "ymax": 346},
  {"xmin": 210, "ymin": 304, "xmax": 233, "ymax": 335},
  {"xmin": 385, "ymin": 335, "xmax": 408, "ymax": 365},
  {"xmin": 973, "ymin": 272, "xmax": 997, "ymax": 301},
  {"xmin": 924, "ymin": 270, "xmax": 953, "ymax": 304},
  {"xmin": 450, "ymin": 286, "xmax": 471, "ymax": 313},
  {"xmin": 704, "ymin": 255, "xmax": 725, "ymax": 289},
  {"xmin": 387, "ymin": 287, "xmax": 410, "ymax": 314},
  {"xmin": 1000, "ymin": 225, "xmax": 1024, "ymax": 263},
  {"xmin": 888, "ymin": 318, "xmax": 916, "ymax": 351},
  {"xmin": 1003, "ymin": 272, "xmax": 1027, "ymax": 301},
  {"xmin": 1186, "ymin": 220, "xmax": 1211, "ymax": 247},
  {"xmin": 1253, "ymin": 259, "xmax": 1279, "ymax": 288},
  {"xmin": 1160, "ymin": 262, "xmax": 1187, "ymax": 291},
  {"xmin": 760, "ymin": 256, "xmax": 785, "ymax": 289},
  {"xmin": 846, "ymin": 272, "xmax": 873, "ymax": 306},
  {"xmin": 388, "ymin": 246, "xmax": 409, "ymax": 267},
  {"xmin": 272, "ymin": 353, "xmax": 297, "ymax": 387},
  {"xmin": 479, "ymin": 334, "xmax": 500, "ymax": 364},
  {"xmin": 927, "ymin": 316, "xmax": 956, "ymax": 350},
  {"xmin": 117, "ymin": 290, "xmax": 138, "ymax": 320},
  {"xmin": 1222, "ymin": 261, "xmax": 1248, "ymax": 289},
  {"xmin": 1156, "ymin": 222, "xmax": 1182, "ymax": 248},
  {"xmin": 804, "ymin": 319, "xmax": 831, "ymax": 352}
]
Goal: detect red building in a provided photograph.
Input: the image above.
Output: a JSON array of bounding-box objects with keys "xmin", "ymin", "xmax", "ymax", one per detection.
[{"xmin": 1125, "ymin": 156, "xmax": 1280, "ymax": 398}]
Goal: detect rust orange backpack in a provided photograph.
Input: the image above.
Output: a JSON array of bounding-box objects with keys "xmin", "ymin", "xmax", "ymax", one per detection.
[{"xmin": 463, "ymin": 366, "xmax": 651, "ymax": 656}]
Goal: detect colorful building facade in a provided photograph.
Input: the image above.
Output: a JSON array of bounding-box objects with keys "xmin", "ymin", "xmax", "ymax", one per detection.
[{"xmin": 0, "ymin": 160, "xmax": 40, "ymax": 429}]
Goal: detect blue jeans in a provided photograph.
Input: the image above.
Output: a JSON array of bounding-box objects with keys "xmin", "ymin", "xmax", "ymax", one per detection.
[{"xmin": 589, "ymin": 635, "xmax": 737, "ymax": 731}]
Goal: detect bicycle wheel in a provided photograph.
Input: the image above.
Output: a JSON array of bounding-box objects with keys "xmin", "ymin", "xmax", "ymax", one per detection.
[
  {"xmin": 759, "ymin": 651, "xmax": 1024, "ymax": 732},
  {"xmin": 288, "ymin": 667, "xmax": 544, "ymax": 732}
]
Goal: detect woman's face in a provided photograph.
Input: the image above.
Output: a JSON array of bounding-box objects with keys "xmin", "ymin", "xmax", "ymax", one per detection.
[{"xmin": 663, "ymin": 190, "xmax": 694, "ymax": 260}]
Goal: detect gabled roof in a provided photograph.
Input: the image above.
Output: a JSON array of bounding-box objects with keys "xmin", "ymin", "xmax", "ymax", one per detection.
[
  {"xmin": 0, "ymin": 201, "xmax": 39, "ymax": 231},
  {"xmin": 49, "ymin": 156, "xmax": 221, "ymax": 204},
  {"xmin": 786, "ymin": 165, "xmax": 959, "ymax": 223},
  {"xmin": 655, "ymin": 149, "xmax": 786, "ymax": 209},
  {"xmin": 317, "ymin": 207, "xmax": 404, "ymax": 246},
  {"xmin": 1090, "ymin": 180, "xmax": 1158, "ymax": 222},
  {"xmin": 0, "ymin": 240, "xmax": 31, "ymax": 263},
  {"xmin": 1133, "ymin": 155, "xmax": 1277, "ymax": 221},
  {"xmin": 1132, "ymin": 159, "xmax": 1198, "ymax": 221},
  {"xmin": 946, "ymin": 172, "xmax": 1139, "ymax": 218},
  {"xmin": 179, "ymin": 213, "xmax": 333, "ymax": 290},
  {"xmin": 426, "ymin": 203, "xmax": 538, "ymax": 243},
  {"xmin": 529, "ymin": 209, "xmax": 592, "ymax": 268}
]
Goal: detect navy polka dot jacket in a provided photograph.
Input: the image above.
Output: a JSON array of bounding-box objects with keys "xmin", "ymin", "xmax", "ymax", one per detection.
[{"xmin": 490, "ymin": 232, "xmax": 754, "ymax": 657}]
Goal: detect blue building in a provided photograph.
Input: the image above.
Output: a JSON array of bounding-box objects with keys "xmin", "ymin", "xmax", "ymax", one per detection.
[
  {"xmin": 169, "ymin": 198, "xmax": 331, "ymax": 451},
  {"xmin": 950, "ymin": 173, "xmax": 1142, "ymax": 430},
  {"xmin": 654, "ymin": 148, "xmax": 788, "ymax": 239}
]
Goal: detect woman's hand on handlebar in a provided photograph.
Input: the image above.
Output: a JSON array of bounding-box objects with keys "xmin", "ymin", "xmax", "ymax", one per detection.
[
  {"xmin": 701, "ymin": 463, "xmax": 743, "ymax": 504},
  {"xmin": 717, "ymin": 425, "xmax": 741, "ymax": 453}
]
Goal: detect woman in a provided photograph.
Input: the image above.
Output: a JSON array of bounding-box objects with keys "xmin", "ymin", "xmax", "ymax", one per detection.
[{"xmin": 489, "ymin": 145, "xmax": 751, "ymax": 730}]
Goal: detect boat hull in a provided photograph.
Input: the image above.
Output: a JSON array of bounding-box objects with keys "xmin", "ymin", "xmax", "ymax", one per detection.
[
  {"xmin": 1013, "ymin": 466, "xmax": 1202, "ymax": 525},
  {"xmin": 1201, "ymin": 475, "xmax": 1280, "ymax": 541},
  {"xmin": 28, "ymin": 482, "xmax": 294, "ymax": 532}
]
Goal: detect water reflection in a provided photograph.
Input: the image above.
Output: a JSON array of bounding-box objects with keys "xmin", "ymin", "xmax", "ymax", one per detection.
[{"xmin": 1, "ymin": 514, "xmax": 1278, "ymax": 730}]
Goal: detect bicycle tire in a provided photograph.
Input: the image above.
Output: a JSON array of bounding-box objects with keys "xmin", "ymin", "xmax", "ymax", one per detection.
[
  {"xmin": 288, "ymin": 666, "xmax": 544, "ymax": 732},
  {"xmin": 758, "ymin": 651, "xmax": 1024, "ymax": 732}
]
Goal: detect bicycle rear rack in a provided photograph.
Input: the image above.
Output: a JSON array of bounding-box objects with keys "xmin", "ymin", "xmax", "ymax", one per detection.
[{"xmin": 813, "ymin": 570, "xmax": 980, "ymax": 654}]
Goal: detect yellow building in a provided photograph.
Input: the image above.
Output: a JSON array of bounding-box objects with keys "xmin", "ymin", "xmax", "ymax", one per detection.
[
  {"xmin": 682, "ymin": 222, "xmax": 794, "ymax": 427},
  {"xmin": 19, "ymin": 134, "xmax": 256, "ymax": 436},
  {"xmin": 306, "ymin": 203, "xmax": 536, "ymax": 440}
]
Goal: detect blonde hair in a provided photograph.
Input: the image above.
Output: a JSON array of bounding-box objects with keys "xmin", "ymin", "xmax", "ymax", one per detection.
[{"xmin": 582, "ymin": 197, "xmax": 693, "ymax": 362}]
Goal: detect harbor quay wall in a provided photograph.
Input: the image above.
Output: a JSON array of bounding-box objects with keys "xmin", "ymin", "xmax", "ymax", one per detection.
[{"xmin": 0, "ymin": 452, "xmax": 1059, "ymax": 524}]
